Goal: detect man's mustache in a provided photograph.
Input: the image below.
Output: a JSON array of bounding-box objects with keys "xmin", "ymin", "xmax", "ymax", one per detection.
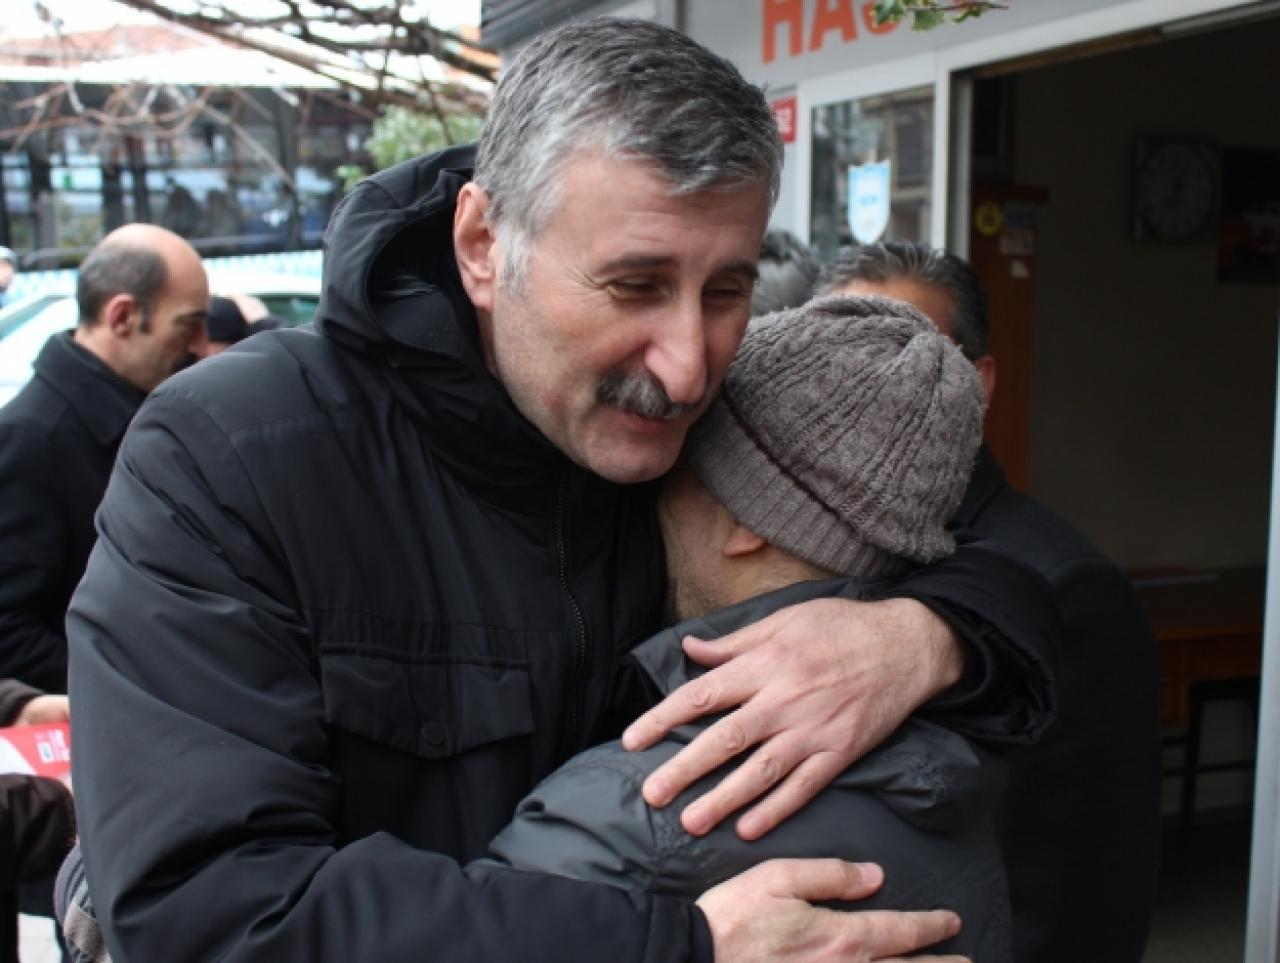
[{"xmin": 598, "ymin": 370, "xmax": 703, "ymax": 421}]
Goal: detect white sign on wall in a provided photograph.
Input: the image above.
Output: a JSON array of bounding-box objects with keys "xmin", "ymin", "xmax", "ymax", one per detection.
[{"xmin": 848, "ymin": 159, "xmax": 891, "ymax": 244}]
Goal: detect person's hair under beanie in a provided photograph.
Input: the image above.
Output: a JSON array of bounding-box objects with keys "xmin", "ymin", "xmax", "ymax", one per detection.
[{"xmin": 685, "ymin": 293, "xmax": 985, "ymax": 578}]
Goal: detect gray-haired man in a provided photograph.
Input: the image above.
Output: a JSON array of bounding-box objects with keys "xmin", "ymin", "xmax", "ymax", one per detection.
[{"xmin": 69, "ymin": 20, "xmax": 1055, "ymax": 962}]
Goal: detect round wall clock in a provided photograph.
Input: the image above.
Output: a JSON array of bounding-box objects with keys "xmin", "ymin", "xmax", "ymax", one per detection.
[{"xmin": 1133, "ymin": 139, "xmax": 1219, "ymax": 242}]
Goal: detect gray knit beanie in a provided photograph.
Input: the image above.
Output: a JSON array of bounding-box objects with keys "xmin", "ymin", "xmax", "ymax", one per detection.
[{"xmin": 685, "ymin": 293, "xmax": 984, "ymax": 577}]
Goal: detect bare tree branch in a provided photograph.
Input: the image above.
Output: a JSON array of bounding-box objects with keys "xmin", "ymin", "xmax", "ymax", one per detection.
[{"xmin": 112, "ymin": 0, "xmax": 496, "ymax": 87}]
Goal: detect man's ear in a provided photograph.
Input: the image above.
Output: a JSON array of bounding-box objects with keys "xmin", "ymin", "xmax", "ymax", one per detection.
[
  {"xmin": 973, "ymin": 354, "xmax": 997, "ymax": 407},
  {"xmin": 102, "ymin": 294, "xmax": 139, "ymax": 338},
  {"xmin": 722, "ymin": 523, "xmax": 767, "ymax": 559},
  {"xmin": 453, "ymin": 182, "xmax": 498, "ymax": 315}
]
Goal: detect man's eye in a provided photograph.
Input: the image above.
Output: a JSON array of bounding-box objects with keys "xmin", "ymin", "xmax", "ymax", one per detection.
[
  {"xmin": 609, "ymin": 280, "xmax": 659, "ymax": 298},
  {"xmin": 705, "ymin": 286, "xmax": 748, "ymax": 303}
]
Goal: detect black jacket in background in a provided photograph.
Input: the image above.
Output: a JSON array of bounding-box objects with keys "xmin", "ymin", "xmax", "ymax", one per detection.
[
  {"xmin": 489, "ymin": 578, "xmax": 1013, "ymax": 961},
  {"xmin": 1, "ymin": 679, "xmax": 76, "ymax": 963},
  {"xmin": 954, "ymin": 446, "xmax": 1161, "ymax": 963},
  {"xmin": 69, "ymin": 146, "xmax": 1058, "ymax": 962},
  {"xmin": 0, "ymin": 334, "xmax": 144, "ymax": 692}
]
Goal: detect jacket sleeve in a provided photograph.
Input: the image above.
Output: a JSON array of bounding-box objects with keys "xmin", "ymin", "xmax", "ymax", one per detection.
[
  {"xmin": 881, "ymin": 533, "xmax": 1062, "ymax": 746},
  {"xmin": 68, "ymin": 393, "xmax": 711, "ymax": 963},
  {"xmin": 999, "ymin": 555, "xmax": 1161, "ymax": 962},
  {"xmin": 487, "ymin": 743, "xmax": 690, "ymax": 892},
  {"xmin": 1, "ymin": 773, "xmax": 75, "ymax": 890},
  {"xmin": 0, "ymin": 423, "xmax": 71, "ymax": 692},
  {"xmin": 0, "ymin": 678, "xmax": 42, "ymax": 725}
]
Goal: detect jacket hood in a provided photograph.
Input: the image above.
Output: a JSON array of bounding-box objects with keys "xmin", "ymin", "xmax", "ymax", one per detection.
[
  {"xmin": 315, "ymin": 144, "xmax": 567, "ymax": 490},
  {"xmin": 630, "ymin": 577, "xmax": 1004, "ymax": 833},
  {"xmin": 317, "ymin": 144, "xmax": 479, "ymax": 360}
]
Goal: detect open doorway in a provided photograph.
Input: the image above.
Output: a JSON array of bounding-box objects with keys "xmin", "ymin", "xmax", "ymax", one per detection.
[{"xmin": 957, "ymin": 10, "xmax": 1280, "ymax": 959}]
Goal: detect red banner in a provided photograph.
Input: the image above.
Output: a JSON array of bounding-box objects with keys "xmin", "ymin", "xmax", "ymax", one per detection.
[{"xmin": 0, "ymin": 723, "xmax": 71, "ymax": 780}]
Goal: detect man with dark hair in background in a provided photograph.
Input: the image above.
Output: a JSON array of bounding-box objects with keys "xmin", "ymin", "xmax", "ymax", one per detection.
[
  {"xmin": 822, "ymin": 240, "xmax": 1161, "ymax": 963},
  {"xmin": 0, "ymin": 223, "xmax": 209, "ymax": 691}
]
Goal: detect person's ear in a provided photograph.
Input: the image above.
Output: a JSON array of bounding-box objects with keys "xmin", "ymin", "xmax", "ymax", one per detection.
[
  {"xmin": 973, "ymin": 354, "xmax": 997, "ymax": 407},
  {"xmin": 722, "ymin": 523, "xmax": 767, "ymax": 559},
  {"xmin": 102, "ymin": 294, "xmax": 139, "ymax": 337},
  {"xmin": 453, "ymin": 182, "xmax": 499, "ymax": 315}
]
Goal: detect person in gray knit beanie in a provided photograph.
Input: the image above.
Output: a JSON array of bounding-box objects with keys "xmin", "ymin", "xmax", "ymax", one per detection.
[
  {"xmin": 685, "ymin": 293, "xmax": 984, "ymax": 578},
  {"xmin": 484, "ymin": 297, "xmax": 1014, "ymax": 962}
]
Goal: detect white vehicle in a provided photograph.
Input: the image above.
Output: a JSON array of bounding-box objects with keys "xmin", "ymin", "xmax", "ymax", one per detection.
[{"xmin": 0, "ymin": 270, "xmax": 321, "ymax": 407}]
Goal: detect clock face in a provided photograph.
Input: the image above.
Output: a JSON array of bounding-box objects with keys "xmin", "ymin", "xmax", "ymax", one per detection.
[{"xmin": 1134, "ymin": 141, "xmax": 1219, "ymax": 242}]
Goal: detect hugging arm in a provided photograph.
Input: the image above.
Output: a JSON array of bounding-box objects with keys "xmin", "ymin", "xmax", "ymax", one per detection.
[
  {"xmin": 68, "ymin": 395, "xmax": 710, "ymax": 963},
  {"xmin": 624, "ymin": 535, "xmax": 1060, "ymax": 837}
]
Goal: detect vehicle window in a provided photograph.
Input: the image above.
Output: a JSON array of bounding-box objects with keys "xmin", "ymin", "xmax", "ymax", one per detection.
[
  {"xmin": 0, "ymin": 295, "xmax": 68, "ymax": 340},
  {"xmin": 257, "ymin": 294, "xmax": 319, "ymax": 325}
]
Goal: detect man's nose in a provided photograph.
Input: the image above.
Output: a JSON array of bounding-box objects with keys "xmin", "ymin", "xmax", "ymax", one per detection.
[{"xmin": 644, "ymin": 299, "xmax": 708, "ymax": 407}]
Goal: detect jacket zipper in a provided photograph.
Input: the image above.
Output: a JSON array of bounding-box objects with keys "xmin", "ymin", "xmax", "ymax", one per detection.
[{"xmin": 555, "ymin": 472, "xmax": 591, "ymax": 753}]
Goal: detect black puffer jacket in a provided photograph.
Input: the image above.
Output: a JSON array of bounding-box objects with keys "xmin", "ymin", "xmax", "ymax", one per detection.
[
  {"xmin": 955, "ymin": 447, "xmax": 1161, "ymax": 962},
  {"xmin": 489, "ymin": 578, "xmax": 1013, "ymax": 961},
  {"xmin": 68, "ymin": 146, "xmax": 1058, "ymax": 962}
]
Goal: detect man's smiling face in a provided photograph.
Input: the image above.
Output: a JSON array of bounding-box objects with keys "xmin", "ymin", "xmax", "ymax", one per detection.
[{"xmin": 477, "ymin": 151, "xmax": 769, "ymax": 484}]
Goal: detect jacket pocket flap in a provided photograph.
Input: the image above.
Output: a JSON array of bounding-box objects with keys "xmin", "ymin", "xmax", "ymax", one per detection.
[{"xmin": 320, "ymin": 649, "xmax": 534, "ymax": 760}]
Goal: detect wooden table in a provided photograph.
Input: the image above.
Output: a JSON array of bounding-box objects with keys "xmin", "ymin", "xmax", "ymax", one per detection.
[{"xmin": 1134, "ymin": 566, "xmax": 1265, "ymax": 730}]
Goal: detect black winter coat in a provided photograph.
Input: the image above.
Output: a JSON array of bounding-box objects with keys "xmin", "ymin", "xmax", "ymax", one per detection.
[
  {"xmin": 68, "ymin": 146, "xmax": 1058, "ymax": 962},
  {"xmin": 0, "ymin": 334, "xmax": 144, "ymax": 692},
  {"xmin": 489, "ymin": 578, "xmax": 1013, "ymax": 961},
  {"xmin": 954, "ymin": 446, "xmax": 1162, "ymax": 963}
]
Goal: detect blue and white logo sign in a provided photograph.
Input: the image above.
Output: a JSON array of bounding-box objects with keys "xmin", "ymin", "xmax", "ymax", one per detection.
[{"xmin": 847, "ymin": 160, "xmax": 892, "ymax": 244}]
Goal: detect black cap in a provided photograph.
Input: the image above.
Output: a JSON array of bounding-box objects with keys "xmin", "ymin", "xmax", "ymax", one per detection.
[{"xmin": 206, "ymin": 296, "xmax": 249, "ymax": 345}]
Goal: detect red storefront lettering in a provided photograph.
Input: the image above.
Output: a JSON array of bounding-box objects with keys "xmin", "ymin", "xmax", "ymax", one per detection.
[
  {"xmin": 809, "ymin": 0, "xmax": 858, "ymax": 52},
  {"xmin": 763, "ymin": 1, "xmax": 899, "ymax": 62},
  {"xmin": 763, "ymin": 0, "xmax": 805, "ymax": 62}
]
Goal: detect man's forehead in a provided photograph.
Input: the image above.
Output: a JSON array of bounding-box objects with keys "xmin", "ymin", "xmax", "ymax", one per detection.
[
  {"xmin": 840, "ymin": 276, "xmax": 956, "ymax": 340},
  {"xmin": 541, "ymin": 152, "xmax": 769, "ymax": 266}
]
